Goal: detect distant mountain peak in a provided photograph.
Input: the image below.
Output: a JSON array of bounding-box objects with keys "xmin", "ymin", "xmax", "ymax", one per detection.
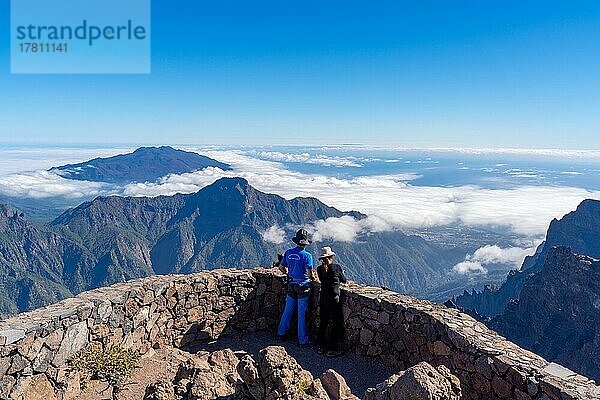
[
  {"xmin": 573, "ymin": 198, "xmax": 600, "ymax": 214},
  {"xmin": 136, "ymin": 145, "xmax": 171, "ymax": 151},
  {"xmin": 190, "ymin": 177, "xmax": 253, "ymax": 201},
  {"xmin": 50, "ymin": 146, "xmax": 232, "ymax": 184},
  {"xmin": 211, "ymin": 176, "xmax": 250, "ymax": 189},
  {"xmin": 210, "ymin": 177, "xmax": 253, "ymax": 199}
]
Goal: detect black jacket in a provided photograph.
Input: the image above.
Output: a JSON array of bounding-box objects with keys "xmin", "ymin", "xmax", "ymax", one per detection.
[{"xmin": 317, "ymin": 263, "xmax": 347, "ymax": 297}]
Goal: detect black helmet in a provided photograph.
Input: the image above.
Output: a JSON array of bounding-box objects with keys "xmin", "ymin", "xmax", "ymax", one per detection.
[{"xmin": 292, "ymin": 228, "xmax": 312, "ymax": 246}]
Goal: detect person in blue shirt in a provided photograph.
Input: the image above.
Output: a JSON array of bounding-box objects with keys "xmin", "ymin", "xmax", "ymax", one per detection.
[{"xmin": 276, "ymin": 228, "xmax": 318, "ymax": 346}]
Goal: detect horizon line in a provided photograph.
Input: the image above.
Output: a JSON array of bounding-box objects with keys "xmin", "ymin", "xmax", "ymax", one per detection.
[{"xmin": 1, "ymin": 142, "xmax": 600, "ymax": 158}]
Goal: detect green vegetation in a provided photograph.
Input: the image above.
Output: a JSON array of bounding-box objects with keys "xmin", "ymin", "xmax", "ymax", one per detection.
[
  {"xmin": 297, "ymin": 379, "xmax": 311, "ymax": 394},
  {"xmin": 67, "ymin": 345, "xmax": 140, "ymax": 398}
]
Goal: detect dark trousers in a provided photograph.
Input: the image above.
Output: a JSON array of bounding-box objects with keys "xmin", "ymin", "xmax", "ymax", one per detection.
[{"xmin": 318, "ymin": 294, "xmax": 344, "ymax": 351}]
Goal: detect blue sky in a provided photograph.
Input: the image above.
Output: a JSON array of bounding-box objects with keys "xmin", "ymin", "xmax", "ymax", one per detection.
[{"xmin": 0, "ymin": 1, "xmax": 599, "ymax": 147}]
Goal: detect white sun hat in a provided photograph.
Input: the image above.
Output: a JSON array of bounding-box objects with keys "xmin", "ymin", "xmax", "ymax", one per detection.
[{"xmin": 318, "ymin": 246, "xmax": 336, "ymax": 259}]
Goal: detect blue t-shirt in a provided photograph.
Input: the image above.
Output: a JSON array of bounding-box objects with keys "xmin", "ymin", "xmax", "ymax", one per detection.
[{"xmin": 282, "ymin": 246, "xmax": 313, "ymax": 285}]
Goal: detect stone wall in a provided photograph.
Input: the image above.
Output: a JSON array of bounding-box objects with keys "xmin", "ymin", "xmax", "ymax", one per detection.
[
  {"xmin": 0, "ymin": 269, "xmax": 280, "ymax": 400},
  {"xmin": 334, "ymin": 282, "xmax": 600, "ymax": 400},
  {"xmin": 0, "ymin": 268, "xmax": 598, "ymax": 400}
]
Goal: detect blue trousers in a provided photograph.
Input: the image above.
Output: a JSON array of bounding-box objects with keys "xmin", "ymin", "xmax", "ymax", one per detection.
[{"xmin": 277, "ymin": 290, "xmax": 310, "ymax": 344}]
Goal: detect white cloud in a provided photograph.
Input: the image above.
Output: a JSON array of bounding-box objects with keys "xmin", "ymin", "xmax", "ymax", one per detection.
[
  {"xmin": 452, "ymin": 244, "xmax": 539, "ymax": 275},
  {"xmin": 309, "ymin": 216, "xmax": 362, "ymax": 242},
  {"xmin": 502, "ymin": 168, "xmax": 543, "ymax": 179},
  {"xmin": 0, "ymin": 146, "xmax": 134, "ymax": 176},
  {"xmin": 306, "ymin": 145, "xmax": 600, "ymax": 159},
  {"xmin": 0, "ymin": 146, "xmax": 132, "ymax": 199},
  {"xmin": 307, "ymin": 215, "xmax": 392, "ymax": 242},
  {"xmin": 261, "ymin": 225, "xmax": 286, "ymax": 244},
  {"xmin": 470, "ymin": 245, "xmax": 537, "ymax": 265},
  {"xmin": 387, "ymin": 147, "xmax": 600, "ymax": 159},
  {"xmin": 0, "ymin": 170, "xmax": 112, "ymax": 199},
  {"xmin": 453, "ymin": 261, "xmax": 488, "ymax": 275},
  {"xmin": 246, "ymin": 150, "xmax": 363, "ymax": 167},
  {"xmin": 264, "ymin": 216, "xmax": 392, "ymax": 244},
  {"xmin": 123, "ymin": 167, "xmax": 228, "ymax": 197}
]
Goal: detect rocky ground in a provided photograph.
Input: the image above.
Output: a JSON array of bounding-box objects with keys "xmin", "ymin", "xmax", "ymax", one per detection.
[
  {"xmin": 185, "ymin": 331, "xmax": 395, "ymax": 396},
  {"xmin": 77, "ymin": 331, "xmax": 462, "ymax": 400}
]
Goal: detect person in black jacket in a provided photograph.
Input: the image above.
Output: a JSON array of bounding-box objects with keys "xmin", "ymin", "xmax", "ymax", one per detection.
[{"xmin": 316, "ymin": 246, "xmax": 347, "ymax": 357}]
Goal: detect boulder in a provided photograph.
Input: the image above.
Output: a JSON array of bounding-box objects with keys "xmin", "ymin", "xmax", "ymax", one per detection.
[
  {"xmin": 52, "ymin": 321, "xmax": 89, "ymax": 366},
  {"xmin": 144, "ymin": 380, "xmax": 175, "ymax": 400},
  {"xmin": 9, "ymin": 374, "xmax": 59, "ymax": 400},
  {"xmin": 319, "ymin": 369, "xmax": 359, "ymax": 400},
  {"xmin": 237, "ymin": 355, "xmax": 265, "ymax": 400},
  {"xmin": 365, "ymin": 373, "xmax": 402, "ymax": 400},
  {"xmin": 237, "ymin": 346, "xmax": 329, "ymax": 400},
  {"xmin": 365, "ymin": 362, "xmax": 462, "ymax": 400},
  {"xmin": 173, "ymin": 349, "xmax": 242, "ymax": 400}
]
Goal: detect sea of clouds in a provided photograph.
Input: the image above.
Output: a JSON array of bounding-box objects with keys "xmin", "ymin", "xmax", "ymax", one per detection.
[
  {"xmin": 1, "ymin": 146, "xmax": 599, "ymax": 273},
  {"xmin": 124, "ymin": 148, "xmax": 600, "ymax": 237}
]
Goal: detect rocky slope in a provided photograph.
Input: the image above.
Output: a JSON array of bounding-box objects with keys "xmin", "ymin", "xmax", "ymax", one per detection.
[
  {"xmin": 491, "ymin": 246, "xmax": 600, "ymax": 382},
  {"xmin": 50, "ymin": 177, "xmax": 460, "ymax": 294},
  {"xmin": 50, "ymin": 146, "xmax": 231, "ymax": 184},
  {"xmin": 0, "ymin": 205, "xmax": 96, "ymax": 316},
  {"xmin": 50, "ymin": 177, "xmax": 361, "ymax": 281},
  {"xmin": 453, "ymin": 199, "xmax": 600, "ymax": 317}
]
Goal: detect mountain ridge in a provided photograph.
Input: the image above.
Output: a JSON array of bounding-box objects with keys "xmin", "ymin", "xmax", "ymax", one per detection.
[{"xmin": 0, "ymin": 177, "xmax": 462, "ymax": 316}]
